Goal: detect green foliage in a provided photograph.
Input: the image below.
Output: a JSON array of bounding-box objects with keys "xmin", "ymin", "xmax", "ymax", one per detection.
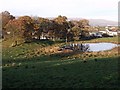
[{"xmin": 71, "ymin": 26, "xmax": 81, "ymax": 40}]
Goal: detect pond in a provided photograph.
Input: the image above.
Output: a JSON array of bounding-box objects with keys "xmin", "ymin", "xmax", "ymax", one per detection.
[{"xmin": 85, "ymin": 43, "xmax": 118, "ymax": 52}]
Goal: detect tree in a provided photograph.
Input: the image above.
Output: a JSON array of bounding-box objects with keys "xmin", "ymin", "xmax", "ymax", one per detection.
[
  {"xmin": 4, "ymin": 19, "xmax": 24, "ymax": 46},
  {"xmin": 53, "ymin": 15, "xmax": 69, "ymax": 41},
  {"xmin": 47, "ymin": 20, "xmax": 58, "ymax": 40},
  {"xmin": 1, "ymin": 11, "xmax": 15, "ymax": 28},
  {"xmin": 32, "ymin": 17, "xmax": 59, "ymax": 41},
  {"xmin": 71, "ymin": 26, "xmax": 81, "ymax": 40},
  {"xmin": 78, "ymin": 19, "xmax": 89, "ymax": 28},
  {"xmin": 33, "ymin": 18, "xmax": 42, "ymax": 40},
  {"xmin": 5, "ymin": 16, "xmax": 34, "ymax": 46},
  {"xmin": 36, "ymin": 17, "xmax": 51, "ymax": 39},
  {"xmin": 18, "ymin": 16, "xmax": 34, "ymax": 42},
  {"xmin": 1, "ymin": 11, "xmax": 15, "ymax": 39},
  {"xmin": 78, "ymin": 19, "xmax": 90, "ymax": 39}
]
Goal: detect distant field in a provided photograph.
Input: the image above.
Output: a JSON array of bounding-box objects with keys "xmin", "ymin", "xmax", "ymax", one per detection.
[
  {"xmin": 2, "ymin": 37, "xmax": 119, "ymax": 88},
  {"xmin": 76, "ymin": 36, "xmax": 119, "ymax": 44}
]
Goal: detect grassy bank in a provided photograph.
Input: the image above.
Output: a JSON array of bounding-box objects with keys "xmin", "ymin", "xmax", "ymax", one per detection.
[
  {"xmin": 74, "ymin": 36, "xmax": 119, "ymax": 44},
  {"xmin": 2, "ymin": 36, "xmax": 119, "ymax": 88}
]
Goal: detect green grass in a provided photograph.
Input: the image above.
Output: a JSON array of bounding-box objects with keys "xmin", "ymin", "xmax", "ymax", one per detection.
[
  {"xmin": 88, "ymin": 36, "xmax": 118, "ymax": 43},
  {"xmin": 2, "ymin": 37, "xmax": 119, "ymax": 88},
  {"xmin": 74, "ymin": 36, "xmax": 118, "ymax": 44},
  {"xmin": 3, "ymin": 56, "xmax": 119, "ymax": 88}
]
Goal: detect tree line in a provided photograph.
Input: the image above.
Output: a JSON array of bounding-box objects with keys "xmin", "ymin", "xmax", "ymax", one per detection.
[{"xmin": 1, "ymin": 11, "xmax": 90, "ymax": 45}]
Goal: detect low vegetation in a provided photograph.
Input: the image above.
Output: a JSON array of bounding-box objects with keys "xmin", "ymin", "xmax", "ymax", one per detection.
[
  {"xmin": 2, "ymin": 36, "xmax": 119, "ymax": 88},
  {"xmin": 3, "ymin": 56, "xmax": 119, "ymax": 88}
]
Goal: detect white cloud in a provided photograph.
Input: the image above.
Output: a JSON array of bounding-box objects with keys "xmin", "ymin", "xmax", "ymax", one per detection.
[{"xmin": 0, "ymin": 0, "xmax": 119, "ymax": 21}]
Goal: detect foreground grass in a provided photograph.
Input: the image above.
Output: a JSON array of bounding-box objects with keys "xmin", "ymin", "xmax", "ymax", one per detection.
[
  {"xmin": 2, "ymin": 36, "xmax": 119, "ymax": 88},
  {"xmin": 3, "ymin": 56, "xmax": 119, "ymax": 88}
]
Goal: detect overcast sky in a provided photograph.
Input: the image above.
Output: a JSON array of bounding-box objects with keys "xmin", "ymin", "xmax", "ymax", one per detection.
[{"xmin": 0, "ymin": 0, "xmax": 119, "ymax": 21}]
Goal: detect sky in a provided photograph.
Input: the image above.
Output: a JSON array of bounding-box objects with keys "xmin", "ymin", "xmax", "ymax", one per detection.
[{"xmin": 0, "ymin": 0, "xmax": 119, "ymax": 21}]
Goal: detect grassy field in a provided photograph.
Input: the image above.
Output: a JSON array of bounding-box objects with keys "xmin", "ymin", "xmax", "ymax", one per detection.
[
  {"xmin": 75, "ymin": 36, "xmax": 119, "ymax": 44},
  {"xmin": 2, "ymin": 37, "xmax": 120, "ymax": 88}
]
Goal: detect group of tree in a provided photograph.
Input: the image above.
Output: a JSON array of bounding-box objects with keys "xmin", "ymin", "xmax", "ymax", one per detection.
[{"xmin": 1, "ymin": 11, "xmax": 90, "ymax": 45}]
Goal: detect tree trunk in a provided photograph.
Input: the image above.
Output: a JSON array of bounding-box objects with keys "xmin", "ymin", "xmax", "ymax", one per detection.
[
  {"xmin": 65, "ymin": 36, "xmax": 67, "ymax": 44},
  {"xmin": 11, "ymin": 40, "xmax": 17, "ymax": 47}
]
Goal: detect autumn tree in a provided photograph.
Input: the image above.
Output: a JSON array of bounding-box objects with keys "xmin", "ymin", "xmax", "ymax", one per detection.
[
  {"xmin": 18, "ymin": 16, "xmax": 34, "ymax": 42},
  {"xmin": 71, "ymin": 26, "xmax": 81, "ymax": 40},
  {"xmin": 4, "ymin": 19, "xmax": 23, "ymax": 46},
  {"xmin": 53, "ymin": 15, "xmax": 69, "ymax": 41},
  {"xmin": 0, "ymin": 13, "xmax": 2, "ymax": 38},
  {"xmin": 78, "ymin": 19, "xmax": 90, "ymax": 39},
  {"xmin": 5, "ymin": 16, "xmax": 34, "ymax": 46},
  {"xmin": 1, "ymin": 11, "xmax": 15, "ymax": 39},
  {"xmin": 46, "ymin": 20, "xmax": 58, "ymax": 40},
  {"xmin": 1, "ymin": 11, "xmax": 15, "ymax": 27},
  {"xmin": 35, "ymin": 17, "xmax": 51, "ymax": 39},
  {"xmin": 32, "ymin": 17, "xmax": 42, "ymax": 40},
  {"xmin": 32, "ymin": 17, "xmax": 59, "ymax": 41},
  {"xmin": 2, "ymin": 11, "xmax": 91, "ymax": 43}
]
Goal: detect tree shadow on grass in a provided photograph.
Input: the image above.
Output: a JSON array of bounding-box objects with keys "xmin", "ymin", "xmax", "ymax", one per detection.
[
  {"xmin": 25, "ymin": 39, "xmax": 55, "ymax": 45},
  {"xmin": 3, "ymin": 49, "xmax": 85, "ymax": 65},
  {"xmin": 25, "ymin": 39, "xmax": 65, "ymax": 46},
  {"xmin": 49, "ymin": 50, "xmax": 84, "ymax": 59}
]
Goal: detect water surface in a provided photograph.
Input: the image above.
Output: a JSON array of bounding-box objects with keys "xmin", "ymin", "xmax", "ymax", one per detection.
[{"xmin": 85, "ymin": 43, "xmax": 118, "ymax": 52}]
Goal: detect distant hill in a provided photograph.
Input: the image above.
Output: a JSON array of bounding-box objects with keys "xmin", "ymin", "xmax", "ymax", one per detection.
[
  {"xmin": 67, "ymin": 18, "xmax": 118, "ymax": 26},
  {"xmin": 30, "ymin": 16, "xmax": 118, "ymax": 26},
  {"xmin": 88, "ymin": 19, "xmax": 118, "ymax": 26}
]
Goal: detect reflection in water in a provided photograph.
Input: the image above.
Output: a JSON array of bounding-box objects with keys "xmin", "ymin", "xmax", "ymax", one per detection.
[{"xmin": 86, "ymin": 43, "xmax": 118, "ymax": 52}]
